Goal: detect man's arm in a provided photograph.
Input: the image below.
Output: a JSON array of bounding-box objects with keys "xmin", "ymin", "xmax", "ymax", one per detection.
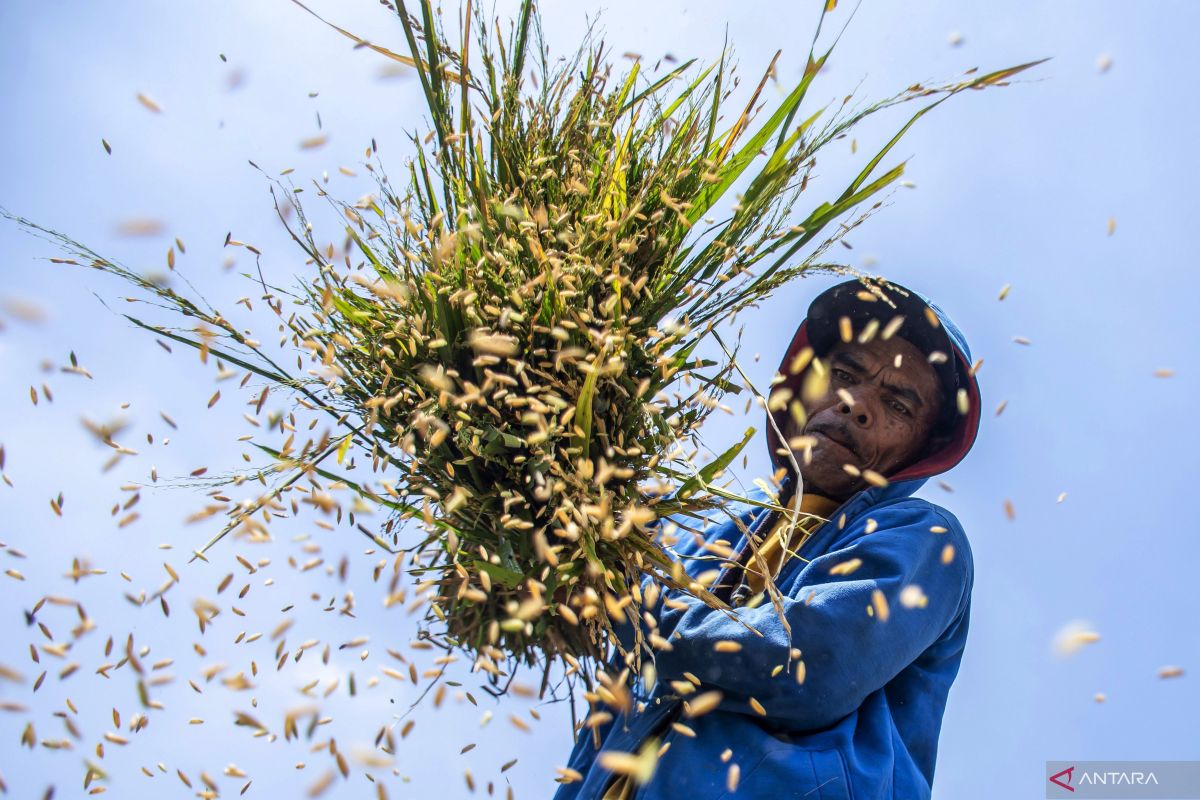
[
  {"xmin": 604, "ymin": 494, "xmax": 763, "ymax": 655},
  {"xmin": 650, "ymin": 501, "xmax": 973, "ymax": 731}
]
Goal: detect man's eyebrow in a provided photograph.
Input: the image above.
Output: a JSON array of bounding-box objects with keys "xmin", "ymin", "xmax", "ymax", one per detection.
[
  {"xmin": 883, "ymin": 380, "xmax": 924, "ymax": 409},
  {"xmin": 832, "ymin": 351, "xmax": 867, "ymax": 372}
]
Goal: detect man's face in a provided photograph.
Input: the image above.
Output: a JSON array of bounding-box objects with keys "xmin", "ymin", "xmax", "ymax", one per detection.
[{"xmin": 785, "ymin": 335, "xmax": 943, "ymax": 501}]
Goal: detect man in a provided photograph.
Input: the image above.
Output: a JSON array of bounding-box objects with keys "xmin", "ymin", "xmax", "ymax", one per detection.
[{"xmin": 555, "ymin": 278, "xmax": 981, "ymax": 800}]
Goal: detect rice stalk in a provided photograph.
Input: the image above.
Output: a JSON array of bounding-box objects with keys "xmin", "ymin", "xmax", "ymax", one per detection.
[{"xmin": 1, "ymin": 0, "xmax": 1041, "ymax": 693}]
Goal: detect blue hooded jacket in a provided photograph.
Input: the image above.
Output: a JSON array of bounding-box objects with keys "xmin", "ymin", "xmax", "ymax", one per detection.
[{"xmin": 553, "ymin": 283, "xmax": 982, "ymax": 800}]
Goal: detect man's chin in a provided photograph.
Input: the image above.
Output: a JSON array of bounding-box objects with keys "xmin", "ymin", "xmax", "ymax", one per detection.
[{"xmin": 796, "ymin": 467, "xmax": 842, "ymax": 498}]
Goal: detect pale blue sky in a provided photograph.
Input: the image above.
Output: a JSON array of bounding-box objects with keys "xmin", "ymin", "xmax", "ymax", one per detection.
[{"xmin": 1, "ymin": 1, "xmax": 1198, "ymax": 798}]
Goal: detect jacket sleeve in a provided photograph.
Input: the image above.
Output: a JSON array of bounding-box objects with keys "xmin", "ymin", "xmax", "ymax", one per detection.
[{"xmin": 651, "ymin": 501, "xmax": 972, "ymax": 732}]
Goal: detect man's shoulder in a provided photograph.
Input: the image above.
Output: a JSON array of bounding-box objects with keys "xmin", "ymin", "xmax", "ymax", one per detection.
[
  {"xmin": 868, "ymin": 494, "xmax": 966, "ymax": 530},
  {"xmin": 867, "ymin": 496, "xmax": 974, "ymax": 568}
]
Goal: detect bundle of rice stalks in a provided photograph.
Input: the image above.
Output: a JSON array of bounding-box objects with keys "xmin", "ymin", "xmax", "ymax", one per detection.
[{"xmin": 3, "ymin": 0, "xmax": 1039, "ymax": 690}]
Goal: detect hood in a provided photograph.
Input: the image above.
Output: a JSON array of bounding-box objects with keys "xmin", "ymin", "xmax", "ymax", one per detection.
[{"xmin": 766, "ymin": 281, "xmax": 982, "ymax": 500}]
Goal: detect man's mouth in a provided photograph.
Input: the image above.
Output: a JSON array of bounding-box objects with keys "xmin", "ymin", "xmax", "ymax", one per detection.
[{"xmin": 812, "ymin": 426, "xmax": 860, "ymax": 461}]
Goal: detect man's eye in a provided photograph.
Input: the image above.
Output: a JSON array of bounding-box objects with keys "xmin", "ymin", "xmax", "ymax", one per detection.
[
  {"xmin": 832, "ymin": 368, "xmax": 853, "ymax": 382},
  {"xmin": 891, "ymin": 400, "xmax": 911, "ymax": 417}
]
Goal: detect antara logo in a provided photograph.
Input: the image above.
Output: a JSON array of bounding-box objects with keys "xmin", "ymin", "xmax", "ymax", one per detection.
[
  {"xmin": 1079, "ymin": 771, "xmax": 1160, "ymax": 786},
  {"xmin": 1049, "ymin": 766, "xmax": 1075, "ymax": 792},
  {"xmin": 1049, "ymin": 765, "xmax": 1162, "ymax": 790}
]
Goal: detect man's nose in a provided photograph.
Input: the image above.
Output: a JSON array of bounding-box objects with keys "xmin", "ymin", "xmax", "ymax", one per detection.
[{"xmin": 838, "ymin": 394, "xmax": 874, "ymax": 428}]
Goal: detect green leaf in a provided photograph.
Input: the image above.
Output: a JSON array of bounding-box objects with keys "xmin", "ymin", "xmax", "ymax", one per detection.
[
  {"xmin": 693, "ymin": 373, "xmax": 743, "ymax": 394},
  {"xmin": 336, "ymin": 434, "xmax": 353, "ymax": 465},
  {"xmin": 686, "ymin": 51, "xmax": 827, "ymax": 226},
  {"xmin": 473, "ymin": 559, "xmax": 523, "ymax": 588},
  {"xmin": 123, "ymin": 316, "xmax": 288, "ymax": 385},
  {"xmin": 572, "ymin": 360, "xmax": 602, "ymax": 461},
  {"xmin": 345, "ymin": 226, "xmax": 394, "ymax": 280},
  {"xmin": 330, "ymin": 293, "xmax": 372, "ymax": 324},
  {"xmin": 759, "ymin": 160, "xmax": 906, "ymax": 281},
  {"xmin": 509, "ymin": 0, "xmax": 535, "ymax": 93},
  {"xmin": 676, "ymin": 426, "xmax": 756, "ymax": 500},
  {"xmin": 393, "ymin": 0, "xmax": 449, "ymax": 149},
  {"xmin": 577, "ymin": 532, "xmax": 607, "ymax": 584},
  {"xmin": 620, "ymin": 58, "xmax": 703, "ymax": 119},
  {"xmin": 481, "ymin": 427, "xmax": 525, "ymax": 456}
]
